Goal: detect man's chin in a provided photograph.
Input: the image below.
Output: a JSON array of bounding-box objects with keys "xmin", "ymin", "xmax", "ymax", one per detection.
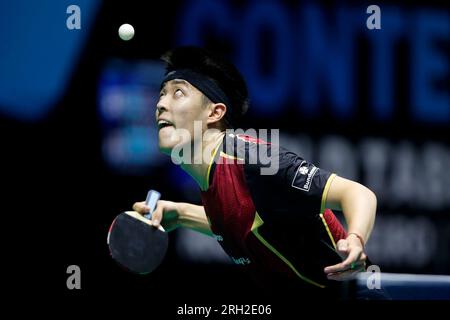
[{"xmin": 158, "ymin": 143, "xmax": 173, "ymax": 156}]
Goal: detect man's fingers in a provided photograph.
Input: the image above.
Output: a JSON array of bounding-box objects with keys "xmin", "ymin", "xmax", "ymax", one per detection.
[
  {"xmin": 327, "ymin": 260, "xmax": 366, "ymax": 279},
  {"xmin": 340, "ymin": 250, "xmax": 360, "ymax": 269},
  {"xmin": 360, "ymin": 252, "xmax": 367, "ymax": 262},
  {"xmin": 336, "ymin": 239, "xmax": 348, "ymax": 251},
  {"xmin": 132, "ymin": 201, "xmax": 150, "ymax": 214},
  {"xmin": 324, "ymin": 247, "xmax": 363, "ymax": 274},
  {"xmin": 335, "ymin": 239, "xmax": 350, "ymax": 259},
  {"xmin": 131, "ymin": 200, "xmax": 167, "ymax": 229},
  {"xmin": 151, "ymin": 201, "xmax": 164, "ymax": 227},
  {"xmin": 326, "ymin": 266, "xmax": 365, "ymax": 281},
  {"xmin": 324, "ymin": 261, "xmax": 350, "ymax": 274},
  {"xmin": 325, "ymin": 260, "xmax": 365, "ymax": 277}
]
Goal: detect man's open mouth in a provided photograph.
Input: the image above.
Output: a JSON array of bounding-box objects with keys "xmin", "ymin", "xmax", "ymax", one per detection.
[{"xmin": 157, "ymin": 120, "xmax": 174, "ymax": 130}]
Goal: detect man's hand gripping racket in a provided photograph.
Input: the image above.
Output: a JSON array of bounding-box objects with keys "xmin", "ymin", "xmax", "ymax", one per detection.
[{"xmin": 107, "ymin": 190, "xmax": 168, "ymax": 274}]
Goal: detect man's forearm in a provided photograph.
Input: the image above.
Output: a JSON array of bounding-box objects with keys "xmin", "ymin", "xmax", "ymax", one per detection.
[
  {"xmin": 341, "ymin": 185, "xmax": 377, "ymax": 244},
  {"xmin": 177, "ymin": 202, "xmax": 213, "ymax": 237},
  {"xmin": 326, "ymin": 176, "xmax": 377, "ymax": 244}
]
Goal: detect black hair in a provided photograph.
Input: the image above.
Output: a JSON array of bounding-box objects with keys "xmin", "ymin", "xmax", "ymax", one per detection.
[{"xmin": 161, "ymin": 46, "xmax": 249, "ymax": 128}]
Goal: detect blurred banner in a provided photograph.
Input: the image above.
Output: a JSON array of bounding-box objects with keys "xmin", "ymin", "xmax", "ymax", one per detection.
[
  {"xmin": 95, "ymin": 1, "xmax": 449, "ymax": 275},
  {"xmin": 0, "ymin": 0, "xmax": 101, "ymax": 121}
]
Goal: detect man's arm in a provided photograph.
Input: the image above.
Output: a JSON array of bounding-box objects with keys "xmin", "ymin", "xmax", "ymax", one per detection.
[
  {"xmin": 323, "ymin": 175, "xmax": 377, "ymax": 279},
  {"xmin": 133, "ymin": 201, "xmax": 213, "ymax": 236},
  {"xmin": 325, "ymin": 175, "xmax": 377, "ymax": 243},
  {"xmin": 176, "ymin": 202, "xmax": 213, "ymax": 236}
]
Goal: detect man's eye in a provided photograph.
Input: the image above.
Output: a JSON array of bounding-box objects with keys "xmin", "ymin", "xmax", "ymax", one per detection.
[
  {"xmin": 159, "ymin": 91, "xmax": 165, "ymax": 97},
  {"xmin": 174, "ymin": 89, "xmax": 183, "ymax": 97}
]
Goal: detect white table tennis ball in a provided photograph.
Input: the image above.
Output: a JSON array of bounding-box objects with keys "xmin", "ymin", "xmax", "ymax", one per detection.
[{"xmin": 118, "ymin": 23, "xmax": 134, "ymax": 41}]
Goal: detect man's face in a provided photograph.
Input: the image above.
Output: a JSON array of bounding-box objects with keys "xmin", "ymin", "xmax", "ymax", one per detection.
[{"xmin": 156, "ymin": 79, "xmax": 210, "ymax": 154}]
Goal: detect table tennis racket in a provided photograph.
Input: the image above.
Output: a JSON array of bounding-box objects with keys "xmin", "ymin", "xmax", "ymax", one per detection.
[{"xmin": 107, "ymin": 190, "xmax": 168, "ymax": 274}]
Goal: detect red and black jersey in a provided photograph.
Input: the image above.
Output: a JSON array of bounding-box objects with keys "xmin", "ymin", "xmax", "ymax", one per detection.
[{"xmin": 200, "ymin": 133, "xmax": 348, "ymax": 292}]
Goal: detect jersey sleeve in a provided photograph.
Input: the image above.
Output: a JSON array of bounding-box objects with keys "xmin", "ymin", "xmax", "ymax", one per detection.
[
  {"xmin": 233, "ymin": 135, "xmax": 335, "ymax": 218},
  {"xmin": 278, "ymin": 149, "xmax": 335, "ymax": 213}
]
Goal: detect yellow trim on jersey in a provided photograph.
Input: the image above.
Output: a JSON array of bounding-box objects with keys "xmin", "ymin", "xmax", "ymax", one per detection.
[
  {"xmin": 320, "ymin": 173, "xmax": 337, "ymax": 214},
  {"xmin": 251, "ymin": 211, "xmax": 264, "ymax": 230},
  {"xmin": 251, "ymin": 212, "xmax": 325, "ymax": 289},
  {"xmin": 205, "ymin": 143, "xmax": 222, "ymax": 189},
  {"xmin": 319, "ymin": 213, "xmax": 337, "ymax": 250}
]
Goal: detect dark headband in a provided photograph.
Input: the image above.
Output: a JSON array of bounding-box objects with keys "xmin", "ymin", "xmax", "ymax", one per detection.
[{"xmin": 162, "ymin": 69, "xmax": 234, "ymax": 125}]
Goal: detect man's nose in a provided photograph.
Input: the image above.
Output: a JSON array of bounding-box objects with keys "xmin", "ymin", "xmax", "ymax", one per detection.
[{"xmin": 156, "ymin": 103, "xmax": 168, "ymax": 115}]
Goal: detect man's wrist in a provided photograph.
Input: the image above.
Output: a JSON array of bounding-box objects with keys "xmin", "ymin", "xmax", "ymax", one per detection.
[
  {"xmin": 347, "ymin": 232, "xmax": 365, "ymax": 248},
  {"xmin": 175, "ymin": 202, "xmax": 185, "ymax": 225}
]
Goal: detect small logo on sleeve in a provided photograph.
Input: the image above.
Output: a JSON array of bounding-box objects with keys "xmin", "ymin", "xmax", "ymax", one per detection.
[
  {"xmin": 299, "ymin": 166, "xmax": 309, "ymax": 175},
  {"xmin": 291, "ymin": 161, "xmax": 318, "ymax": 192}
]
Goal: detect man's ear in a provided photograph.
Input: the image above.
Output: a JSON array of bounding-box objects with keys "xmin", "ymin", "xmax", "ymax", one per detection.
[{"xmin": 206, "ymin": 103, "xmax": 227, "ymax": 125}]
